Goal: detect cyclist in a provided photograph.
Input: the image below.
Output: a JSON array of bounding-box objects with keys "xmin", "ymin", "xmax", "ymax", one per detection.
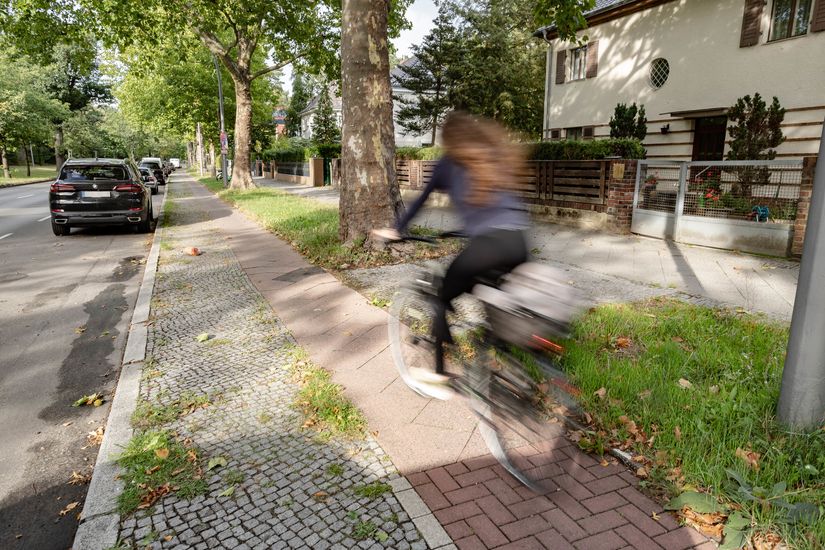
[{"xmin": 374, "ymin": 111, "xmax": 530, "ymax": 379}]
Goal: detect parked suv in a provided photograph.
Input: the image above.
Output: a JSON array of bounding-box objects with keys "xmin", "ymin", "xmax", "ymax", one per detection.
[
  {"xmin": 49, "ymin": 159, "xmax": 154, "ymax": 236},
  {"xmin": 140, "ymin": 158, "xmax": 167, "ymax": 185}
]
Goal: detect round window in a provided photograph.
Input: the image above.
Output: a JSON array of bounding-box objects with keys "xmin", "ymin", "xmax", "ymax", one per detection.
[{"xmin": 649, "ymin": 58, "xmax": 670, "ymax": 89}]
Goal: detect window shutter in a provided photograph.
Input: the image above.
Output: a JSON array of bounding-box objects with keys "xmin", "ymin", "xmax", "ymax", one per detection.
[
  {"xmin": 555, "ymin": 50, "xmax": 566, "ymax": 84},
  {"xmin": 812, "ymin": 0, "xmax": 825, "ymax": 32},
  {"xmin": 740, "ymin": 0, "xmax": 764, "ymax": 47},
  {"xmin": 586, "ymin": 40, "xmax": 599, "ymax": 78}
]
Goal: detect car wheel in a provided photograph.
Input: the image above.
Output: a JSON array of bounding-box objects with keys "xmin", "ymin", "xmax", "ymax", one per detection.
[
  {"xmin": 138, "ymin": 206, "xmax": 154, "ymax": 233},
  {"xmin": 52, "ymin": 221, "xmax": 70, "ymax": 236},
  {"xmin": 151, "ymin": 187, "xmax": 158, "ymax": 195}
]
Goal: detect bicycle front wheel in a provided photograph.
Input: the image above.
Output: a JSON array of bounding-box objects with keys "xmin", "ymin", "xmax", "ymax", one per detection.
[
  {"xmin": 466, "ymin": 353, "xmax": 563, "ymax": 493},
  {"xmin": 388, "ymin": 287, "xmax": 441, "ymax": 397}
]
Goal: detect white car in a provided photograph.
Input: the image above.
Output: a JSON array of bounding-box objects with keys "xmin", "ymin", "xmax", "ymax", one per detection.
[{"xmin": 169, "ymin": 158, "xmax": 181, "ymax": 169}]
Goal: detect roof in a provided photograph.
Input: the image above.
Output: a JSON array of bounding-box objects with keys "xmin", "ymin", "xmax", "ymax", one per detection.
[
  {"xmin": 64, "ymin": 158, "xmax": 127, "ymax": 165},
  {"xmin": 299, "ymin": 84, "xmax": 342, "ymax": 116},
  {"xmin": 532, "ymin": 0, "xmax": 644, "ymax": 38},
  {"xmin": 390, "ymin": 57, "xmax": 420, "ymax": 89}
]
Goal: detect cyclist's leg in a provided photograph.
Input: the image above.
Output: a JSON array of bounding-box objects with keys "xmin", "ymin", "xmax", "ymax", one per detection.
[{"xmin": 434, "ymin": 229, "xmax": 528, "ymax": 372}]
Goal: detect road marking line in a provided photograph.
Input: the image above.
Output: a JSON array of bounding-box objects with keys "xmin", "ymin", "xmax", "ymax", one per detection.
[
  {"xmin": 38, "ymin": 215, "xmax": 51, "ymax": 222},
  {"xmin": 0, "ymin": 233, "xmax": 12, "ymax": 241},
  {"xmin": 17, "ymin": 194, "xmax": 33, "ymax": 198}
]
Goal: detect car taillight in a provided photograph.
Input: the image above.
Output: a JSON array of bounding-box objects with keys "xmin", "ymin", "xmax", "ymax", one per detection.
[
  {"xmin": 50, "ymin": 183, "xmax": 75, "ymax": 192},
  {"xmin": 114, "ymin": 184, "xmax": 143, "ymax": 193}
]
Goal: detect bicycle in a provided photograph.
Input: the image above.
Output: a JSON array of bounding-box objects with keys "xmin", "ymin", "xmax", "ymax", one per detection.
[{"xmin": 386, "ymin": 232, "xmax": 585, "ymax": 492}]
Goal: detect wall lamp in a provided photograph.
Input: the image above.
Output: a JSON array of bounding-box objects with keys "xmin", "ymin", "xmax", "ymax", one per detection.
[{"xmin": 660, "ymin": 124, "xmax": 670, "ymax": 134}]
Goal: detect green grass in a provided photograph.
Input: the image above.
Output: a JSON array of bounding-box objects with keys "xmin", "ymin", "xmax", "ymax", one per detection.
[
  {"xmin": 287, "ymin": 348, "xmax": 366, "ymax": 438},
  {"xmin": 353, "ymin": 481, "xmax": 392, "ymax": 500},
  {"xmin": 325, "ymin": 463, "xmax": 344, "ymax": 477},
  {"xmin": 116, "ymin": 430, "xmax": 208, "ymax": 515},
  {"xmin": 193, "ymin": 174, "xmax": 460, "ymax": 269},
  {"xmin": 0, "ymin": 164, "xmax": 56, "ymax": 186},
  {"xmin": 563, "ymin": 298, "xmax": 824, "ymax": 548},
  {"xmin": 131, "ymin": 392, "xmax": 212, "ymax": 429}
]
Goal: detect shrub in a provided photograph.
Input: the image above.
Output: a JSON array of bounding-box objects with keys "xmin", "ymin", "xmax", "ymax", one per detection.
[
  {"xmin": 609, "ymin": 103, "xmax": 648, "ymax": 140},
  {"xmin": 263, "ymin": 138, "xmax": 311, "ymax": 163},
  {"xmin": 313, "ymin": 143, "xmax": 341, "ymax": 159},
  {"xmin": 528, "ymin": 138, "xmax": 646, "ymax": 160},
  {"xmin": 395, "ymin": 146, "xmax": 443, "ymax": 160}
]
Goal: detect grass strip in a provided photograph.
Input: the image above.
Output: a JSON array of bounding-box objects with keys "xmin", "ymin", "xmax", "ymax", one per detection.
[
  {"xmin": 191, "ymin": 173, "xmax": 460, "ymax": 270},
  {"xmin": 0, "ymin": 165, "xmax": 56, "ymax": 186},
  {"xmin": 287, "ymin": 347, "xmax": 366, "ymax": 438},
  {"xmin": 563, "ymin": 297, "xmax": 824, "ymax": 548},
  {"xmin": 116, "ymin": 430, "xmax": 208, "ymax": 515}
]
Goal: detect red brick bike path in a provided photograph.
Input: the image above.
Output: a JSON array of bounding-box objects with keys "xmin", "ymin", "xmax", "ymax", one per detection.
[{"xmin": 407, "ymin": 434, "xmax": 715, "ymax": 550}]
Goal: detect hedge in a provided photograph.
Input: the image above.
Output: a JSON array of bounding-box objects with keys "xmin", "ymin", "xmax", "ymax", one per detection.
[
  {"xmin": 528, "ymin": 139, "xmax": 646, "ymax": 160},
  {"xmin": 395, "ymin": 146, "xmax": 443, "ymax": 160}
]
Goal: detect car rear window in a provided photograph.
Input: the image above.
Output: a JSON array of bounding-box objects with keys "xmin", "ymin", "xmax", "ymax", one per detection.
[
  {"xmin": 141, "ymin": 162, "xmax": 161, "ymax": 170},
  {"xmin": 60, "ymin": 165, "xmax": 129, "ymax": 181}
]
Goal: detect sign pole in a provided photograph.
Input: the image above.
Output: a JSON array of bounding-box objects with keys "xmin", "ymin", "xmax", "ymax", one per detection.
[{"xmin": 777, "ymin": 119, "xmax": 825, "ymax": 428}]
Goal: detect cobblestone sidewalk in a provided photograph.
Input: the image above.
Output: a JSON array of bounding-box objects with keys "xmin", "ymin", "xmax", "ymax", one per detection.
[{"xmin": 117, "ymin": 180, "xmax": 435, "ymax": 549}]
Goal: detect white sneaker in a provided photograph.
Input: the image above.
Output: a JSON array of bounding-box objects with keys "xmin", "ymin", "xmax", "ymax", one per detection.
[{"xmin": 406, "ymin": 367, "xmax": 455, "ymax": 400}]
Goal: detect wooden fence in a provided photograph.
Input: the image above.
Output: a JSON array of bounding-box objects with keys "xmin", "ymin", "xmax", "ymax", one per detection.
[{"xmin": 396, "ymin": 159, "xmax": 610, "ymax": 208}]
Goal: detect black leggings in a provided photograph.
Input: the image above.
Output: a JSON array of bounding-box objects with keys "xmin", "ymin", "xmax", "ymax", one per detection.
[{"xmin": 434, "ymin": 229, "xmax": 528, "ymax": 372}]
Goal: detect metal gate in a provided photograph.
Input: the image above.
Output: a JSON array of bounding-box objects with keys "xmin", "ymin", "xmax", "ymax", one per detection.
[{"xmin": 631, "ymin": 160, "xmax": 804, "ymax": 255}]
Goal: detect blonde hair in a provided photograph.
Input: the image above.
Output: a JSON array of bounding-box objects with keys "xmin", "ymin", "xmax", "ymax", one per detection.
[{"xmin": 441, "ymin": 112, "xmax": 525, "ymax": 206}]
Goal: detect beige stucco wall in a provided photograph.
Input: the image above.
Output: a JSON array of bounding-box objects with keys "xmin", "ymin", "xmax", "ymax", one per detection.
[{"xmin": 545, "ymin": 0, "xmax": 825, "ymax": 159}]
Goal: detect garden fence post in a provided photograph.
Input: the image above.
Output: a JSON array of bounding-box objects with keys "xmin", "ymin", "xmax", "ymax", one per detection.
[{"xmin": 778, "ymin": 119, "xmax": 825, "ymax": 429}]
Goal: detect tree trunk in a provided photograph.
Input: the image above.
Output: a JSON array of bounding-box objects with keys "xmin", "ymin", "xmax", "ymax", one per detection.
[
  {"xmin": 1, "ymin": 147, "xmax": 10, "ymax": 179},
  {"xmin": 230, "ymin": 76, "xmax": 255, "ymax": 189},
  {"xmin": 24, "ymin": 144, "xmax": 31, "ymax": 176},
  {"xmin": 54, "ymin": 126, "xmax": 65, "ymax": 174},
  {"xmin": 209, "ymin": 141, "xmax": 217, "ymax": 178},
  {"xmin": 340, "ymin": 0, "xmax": 402, "ymax": 244}
]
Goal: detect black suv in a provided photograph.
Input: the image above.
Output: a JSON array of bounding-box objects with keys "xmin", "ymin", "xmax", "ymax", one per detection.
[{"xmin": 49, "ymin": 159, "xmax": 154, "ymax": 236}]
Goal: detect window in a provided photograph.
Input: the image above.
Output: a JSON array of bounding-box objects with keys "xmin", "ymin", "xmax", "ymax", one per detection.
[
  {"xmin": 649, "ymin": 58, "xmax": 670, "ymax": 89},
  {"xmin": 550, "ymin": 129, "xmax": 561, "ymax": 140},
  {"xmin": 566, "ymin": 127, "xmax": 583, "ymax": 140},
  {"xmin": 569, "ymin": 46, "xmax": 587, "ymax": 81},
  {"xmin": 770, "ymin": 0, "xmax": 813, "ymax": 40}
]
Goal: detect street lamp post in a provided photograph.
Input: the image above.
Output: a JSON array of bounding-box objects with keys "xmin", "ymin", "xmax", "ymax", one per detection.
[{"xmin": 212, "ymin": 55, "xmax": 229, "ymax": 189}]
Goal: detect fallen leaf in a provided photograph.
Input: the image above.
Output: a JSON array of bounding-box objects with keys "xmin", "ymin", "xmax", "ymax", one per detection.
[
  {"xmin": 138, "ymin": 484, "xmax": 171, "ymax": 508},
  {"xmin": 594, "ymin": 387, "xmax": 607, "ymax": 400},
  {"xmin": 615, "ymin": 336, "xmax": 632, "ymax": 349},
  {"xmin": 145, "ymin": 465, "xmax": 161, "ymax": 475},
  {"xmin": 219, "ymin": 486, "xmax": 235, "ymax": 497},
  {"xmin": 651, "ymin": 511, "xmax": 660, "ymax": 521},
  {"xmin": 62, "ymin": 421, "xmax": 73, "ymax": 427},
  {"xmin": 68, "ymin": 471, "xmax": 92, "ymax": 485},
  {"xmin": 185, "ymin": 247, "xmax": 201, "ymax": 256},
  {"xmin": 312, "ymin": 490, "xmax": 329, "ymax": 502},
  {"xmin": 636, "ymin": 466, "xmax": 649, "ymax": 478},
  {"xmin": 599, "ymin": 458, "xmax": 610, "ymax": 467},
  {"xmin": 87, "ymin": 427, "xmax": 105, "ymax": 446},
  {"xmin": 681, "ymin": 508, "xmax": 726, "ymax": 541},
  {"xmin": 709, "ymin": 385, "xmax": 720, "ymax": 394},
  {"xmin": 638, "ymin": 389, "xmax": 652, "ymax": 400},
  {"xmin": 196, "ymin": 333, "xmax": 210, "ymax": 342},
  {"xmin": 206, "ymin": 456, "xmax": 228, "ymax": 471},
  {"xmin": 164, "ymin": 535, "xmax": 173, "ymax": 542},
  {"xmin": 672, "ymin": 336, "xmax": 684, "ymax": 343},
  {"xmin": 678, "ymin": 378, "xmax": 693, "ymax": 390},
  {"xmin": 75, "ymin": 326, "xmax": 86, "ymax": 334},
  {"xmin": 735, "ymin": 447, "xmax": 761, "ymax": 470},
  {"xmin": 674, "ymin": 426, "xmax": 682, "ymax": 441},
  {"xmin": 154, "ymin": 448, "xmax": 170, "ymax": 460},
  {"xmin": 58, "ymin": 502, "xmax": 80, "ymax": 516}
]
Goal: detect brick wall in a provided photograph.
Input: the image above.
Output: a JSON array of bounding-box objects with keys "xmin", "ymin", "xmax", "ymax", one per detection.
[{"xmin": 791, "ymin": 156, "xmax": 818, "ymax": 257}]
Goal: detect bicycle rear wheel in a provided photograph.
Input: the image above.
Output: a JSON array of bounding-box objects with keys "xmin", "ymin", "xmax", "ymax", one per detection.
[
  {"xmin": 466, "ymin": 351, "xmax": 564, "ymax": 493},
  {"xmin": 388, "ymin": 287, "xmax": 442, "ymax": 397}
]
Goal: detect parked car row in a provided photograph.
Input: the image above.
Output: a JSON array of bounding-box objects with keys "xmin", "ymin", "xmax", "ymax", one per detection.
[{"xmin": 48, "ymin": 156, "xmax": 176, "ymax": 237}]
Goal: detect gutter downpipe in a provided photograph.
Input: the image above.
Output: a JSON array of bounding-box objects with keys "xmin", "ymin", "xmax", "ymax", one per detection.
[{"xmin": 542, "ymin": 29, "xmax": 553, "ymax": 141}]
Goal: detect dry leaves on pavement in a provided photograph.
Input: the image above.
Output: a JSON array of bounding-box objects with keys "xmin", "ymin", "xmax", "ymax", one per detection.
[
  {"xmin": 58, "ymin": 501, "xmax": 80, "ymax": 516},
  {"xmin": 735, "ymin": 447, "xmax": 761, "ymax": 470}
]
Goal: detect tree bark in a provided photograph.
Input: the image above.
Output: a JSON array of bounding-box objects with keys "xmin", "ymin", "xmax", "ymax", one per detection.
[
  {"xmin": 1, "ymin": 148, "xmax": 10, "ymax": 179},
  {"xmin": 54, "ymin": 125, "xmax": 65, "ymax": 174},
  {"xmin": 340, "ymin": 0, "xmax": 402, "ymax": 244},
  {"xmin": 25, "ymin": 145, "xmax": 31, "ymax": 177},
  {"xmin": 230, "ymin": 76, "xmax": 255, "ymax": 189}
]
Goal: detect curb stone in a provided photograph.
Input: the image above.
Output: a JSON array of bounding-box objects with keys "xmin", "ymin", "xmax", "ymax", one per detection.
[
  {"xmin": 72, "ymin": 187, "xmax": 169, "ymax": 550},
  {"xmin": 0, "ymin": 177, "xmax": 54, "ymax": 189}
]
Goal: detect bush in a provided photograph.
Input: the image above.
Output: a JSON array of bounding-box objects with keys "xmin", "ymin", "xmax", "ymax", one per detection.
[
  {"xmin": 395, "ymin": 146, "xmax": 443, "ymax": 160},
  {"xmin": 263, "ymin": 137, "xmax": 313, "ymax": 163},
  {"xmin": 528, "ymin": 138, "xmax": 646, "ymax": 160},
  {"xmin": 313, "ymin": 143, "xmax": 341, "ymax": 159}
]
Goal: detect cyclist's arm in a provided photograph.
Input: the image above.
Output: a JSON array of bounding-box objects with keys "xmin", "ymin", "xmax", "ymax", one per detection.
[{"xmin": 395, "ymin": 160, "xmax": 448, "ymax": 233}]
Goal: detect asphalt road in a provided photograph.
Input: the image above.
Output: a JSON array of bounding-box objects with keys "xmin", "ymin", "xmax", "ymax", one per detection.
[{"xmin": 0, "ymin": 179, "xmax": 165, "ymax": 549}]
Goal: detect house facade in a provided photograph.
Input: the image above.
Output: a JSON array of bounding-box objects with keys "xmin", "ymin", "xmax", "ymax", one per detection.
[
  {"xmin": 535, "ymin": 0, "xmax": 825, "ymax": 160},
  {"xmin": 299, "ymin": 58, "xmax": 432, "ymax": 147}
]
